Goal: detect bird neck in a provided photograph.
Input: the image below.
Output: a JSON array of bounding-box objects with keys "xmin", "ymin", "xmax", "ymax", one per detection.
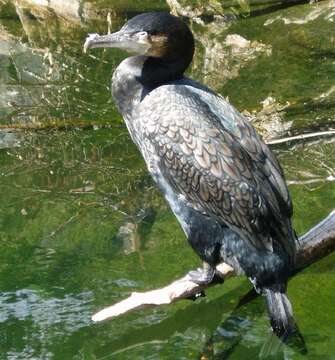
[
  {"xmin": 112, "ymin": 55, "xmax": 189, "ymax": 117},
  {"xmin": 140, "ymin": 55, "xmax": 189, "ymax": 88}
]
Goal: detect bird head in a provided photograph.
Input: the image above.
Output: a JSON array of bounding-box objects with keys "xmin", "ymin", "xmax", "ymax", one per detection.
[{"xmin": 84, "ymin": 12, "xmax": 194, "ymax": 66}]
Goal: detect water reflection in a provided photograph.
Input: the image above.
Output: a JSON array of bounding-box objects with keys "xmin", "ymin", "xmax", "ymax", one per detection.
[
  {"xmin": 0, "ymin": 127, "xmax": 333, "ymax": 358},
  {"xmin": 0, "ymin": 0, "xmax": 334, "ymax": 133},
  {"xmin": 0, "ymin": 288, "xmax": 93, "ymax": 329},
  {"xmin": 0, "ymin": 289, "xmax": 93, "ymax": 360},
  {"xmin": 0, "ymin": 130, "xmax": 22, "ymax": 148},
  {"xmin": 0, "ymin": 0, "xmax": 121, "ymax": 125}
]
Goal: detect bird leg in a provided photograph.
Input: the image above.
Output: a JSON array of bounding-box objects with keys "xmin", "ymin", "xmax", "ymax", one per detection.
[{"xmin": 187, "ymin": 261, "xmax": 222, "ymax": 285}]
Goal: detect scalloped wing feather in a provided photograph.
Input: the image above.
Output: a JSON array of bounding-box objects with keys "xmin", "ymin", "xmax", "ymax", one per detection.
[{"xmin": 136, "ymin": 81, "xmax": 295, "ymax": 256}]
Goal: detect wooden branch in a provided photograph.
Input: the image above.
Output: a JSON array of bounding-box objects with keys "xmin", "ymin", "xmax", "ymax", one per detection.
[
  {"xmin": 266, "ymin": 130, "xmax": 335, "ymax": 145},
  {"xmin": 92, "ymin": 263, "xmax": 235, "ymax": 322},
  {"xmin": 92, "ymin": 210, "xmax": 335, "ymax": 322},
  {"xmin": 295, "ymin": 209, "xmax": 335, "ymax": 272}
]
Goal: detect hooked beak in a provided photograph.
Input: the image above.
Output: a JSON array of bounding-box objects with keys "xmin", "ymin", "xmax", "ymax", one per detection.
[
  {"xmin": 83, "ymin": 31, "xmax": 125, "ymax": 53},
  {"xmin": 83, "ymin": 30, "xmax": 151, "ymax": 55}
]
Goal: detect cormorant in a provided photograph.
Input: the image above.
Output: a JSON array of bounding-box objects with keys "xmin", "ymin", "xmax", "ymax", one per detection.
[{"xmin": 84, "ymin": 12, "xmax": 298, "ymax": 339}]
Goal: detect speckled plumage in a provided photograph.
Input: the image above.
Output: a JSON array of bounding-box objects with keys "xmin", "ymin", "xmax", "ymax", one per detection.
[
  {"xmin": 113, "ymin": 65, "xmax": 296, "ymax": 288},
  {"xmin": 87, "ymin": 11, "xmax": 298, "ymax": 337},
  {"xmin": 138, "ymin": 81, "xmax": 294, "ymax": 256}
]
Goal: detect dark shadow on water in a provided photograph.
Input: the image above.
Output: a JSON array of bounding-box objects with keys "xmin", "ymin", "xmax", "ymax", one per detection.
[
  {"xmin": 59, "ymin": 282, "xmax": 250, "ymax": 358},
  {"xmin": 287, "ymin": 101, "xmax": 335, "ymax": 117},
  {"xmin": 199, "ymin": 284, "xmax": 309, "ymax": 359},
  {"xmin": 247, "ymin": 0, "xmax": 311, "ymax": 19},
  {"xmin": 58, "ymin": 280, "xmax": 307, "ymax": 359}
]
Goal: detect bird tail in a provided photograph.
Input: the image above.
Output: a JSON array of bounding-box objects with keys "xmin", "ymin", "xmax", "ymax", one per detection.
[
  {"xmin": 264, "ymin": 288, "xmax": 297, "ymax": 339},
  {"xmin": 261, "ymin": 288, "xmax": 307, "ymax": 358}
]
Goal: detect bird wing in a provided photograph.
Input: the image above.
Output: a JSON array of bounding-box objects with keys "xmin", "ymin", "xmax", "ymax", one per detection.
[
  {"xmin": 175, "ymin": 80, "xmax": 293, "ymax": 217},
  {"xmin": 136, "ymin": 83, "xmax": 294, "ymax": 255}
]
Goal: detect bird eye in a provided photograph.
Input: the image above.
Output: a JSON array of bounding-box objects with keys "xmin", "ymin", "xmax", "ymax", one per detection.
[{"xmin": 137, "ymin": 31, "xmax": 148, "ymax": 40}]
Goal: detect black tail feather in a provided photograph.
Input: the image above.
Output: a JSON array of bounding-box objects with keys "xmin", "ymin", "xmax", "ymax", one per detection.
[
  {"xmin": 264, "ymin": 289, "xmax": 297, "ymax": 340},
  {"xmin": 261, "ymin": 289, "xmax": 307, "ymax": 357}
]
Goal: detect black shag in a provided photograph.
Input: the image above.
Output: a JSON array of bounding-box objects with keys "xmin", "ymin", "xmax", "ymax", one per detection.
[{"xmin": 84, "ymin": 12, "xmax": 297, "ymax": 338}]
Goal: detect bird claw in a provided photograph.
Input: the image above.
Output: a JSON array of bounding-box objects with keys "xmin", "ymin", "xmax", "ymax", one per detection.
[
  {"xmin": 187, "ymin": 267, "xmax": 216, "ymax": 285},
  {"xmin": 186, "ymin": 290, "xmax": 206, "ymax": 301}
]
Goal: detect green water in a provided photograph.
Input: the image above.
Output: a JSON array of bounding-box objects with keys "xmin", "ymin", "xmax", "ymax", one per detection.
[{"xmin": 0, "ymin": 1, "xmax": 334, "ymax": 359}]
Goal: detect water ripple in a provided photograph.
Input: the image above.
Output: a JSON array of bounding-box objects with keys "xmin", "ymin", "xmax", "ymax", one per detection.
[{"xmin": 0, "ymin": 288, "xmax": 94, "ymax": 332}]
